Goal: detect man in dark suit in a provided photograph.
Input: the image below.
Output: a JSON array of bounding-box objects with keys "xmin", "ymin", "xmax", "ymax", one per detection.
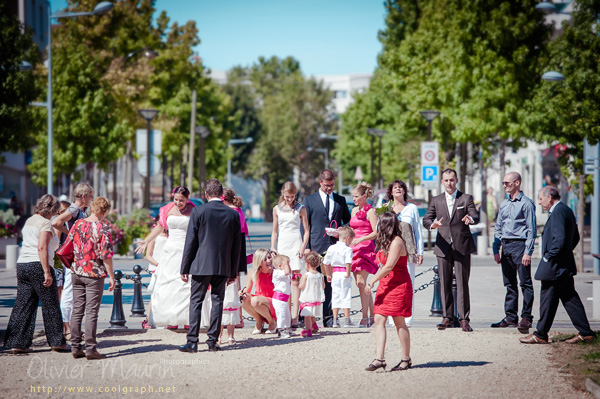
[
  {"xmin": 303, "ymin": 169, "xmax": 351, "ymax": 327},
  {"xmin": 179, "ymin": 179, "xmax": 245, "ymax": 352},
  {"xmin": 520, "ymin": 186, "xmax": 595, "ymax": 344},
  {"xmin": 423, "ymin": 168, "xmax": 479, "ymax": 332}
]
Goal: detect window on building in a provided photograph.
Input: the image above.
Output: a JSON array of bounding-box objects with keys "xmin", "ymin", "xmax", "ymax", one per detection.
[{"xmin": 334, "ymin": 90, "xmax": 347, "ymax": 99}]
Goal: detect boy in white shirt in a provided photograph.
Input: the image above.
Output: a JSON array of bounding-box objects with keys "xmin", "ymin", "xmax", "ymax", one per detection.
[
  {"xmin": 272, "ymin": 254, "xmax": 293, "ymax": 338},
  {"xmin": 323, "ymin": 226, "xmax": 354, "ymax": 328}
]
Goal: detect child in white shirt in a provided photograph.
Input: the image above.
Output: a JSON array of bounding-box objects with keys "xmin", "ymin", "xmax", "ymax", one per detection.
[
  {"xmin": 272, "ymin": 254, "xmax": 292, "ymax": 338},
  {"xmin": 323, "ymin": 225, "xmax": 355, "ymax": 328}
]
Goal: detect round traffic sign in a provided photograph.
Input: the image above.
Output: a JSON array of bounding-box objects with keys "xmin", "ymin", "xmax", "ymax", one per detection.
[{"xmin": 424, "ymin": 150, "xmax": 436, "ymax": 162}]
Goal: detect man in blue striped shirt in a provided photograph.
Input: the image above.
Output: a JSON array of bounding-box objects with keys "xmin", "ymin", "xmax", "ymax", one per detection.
[{"xmin": 492, "ymin": 172, "xmax": 537, "ymax": 334}]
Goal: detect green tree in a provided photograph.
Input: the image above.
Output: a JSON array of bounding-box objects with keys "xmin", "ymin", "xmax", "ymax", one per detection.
[{"xmin": 0, "ymin": 2, "xmax": 41, "ymax": 157}]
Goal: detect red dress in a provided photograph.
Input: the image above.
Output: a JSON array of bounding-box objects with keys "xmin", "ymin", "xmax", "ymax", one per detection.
[
  {"xmin": 373, "ymin": 250, "xmax": 412, "ymax": 317},
  {"xmin": 253, "ymin": 271, "xmax": 276, "ymax": 320}
]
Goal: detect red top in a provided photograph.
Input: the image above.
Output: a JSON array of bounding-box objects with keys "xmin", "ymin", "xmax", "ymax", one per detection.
[
  {"xmin": 255, "ymin": 271, "xmax": 274, "ymax": 298},
  {"xmin": 69, "ymin": 220, "xmax": 114, "ymax": 278}
]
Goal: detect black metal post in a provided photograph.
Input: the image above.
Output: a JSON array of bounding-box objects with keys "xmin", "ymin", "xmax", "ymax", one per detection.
[
  {"xmin": 130, "ymin": 265, "xmax": 146, "ymax": 317},
  {"xmin": 378, "ymin": 136, "xmax": 383, "ymax": 189},
  {"xmin": 108, "ymin": 270, "xmax": 128, "ymax": 329},
  {"xmin": 429, "ymin": 265, "xmax": 443, "ymax": 317},
  {"xmin": 199, "ymin": 136, "xmax": 205, "ymax": 195},
  {"xmin": 427, "ymin": 120, "xmax": 433, "ymax": 251},
  {"xmin": 452, "ymin": 272, "xmax": 460, "ymax": 327}
]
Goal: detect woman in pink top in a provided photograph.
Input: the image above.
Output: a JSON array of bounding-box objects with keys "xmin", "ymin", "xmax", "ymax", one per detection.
[
  {"xmin": 239, "ymin": 248, "xmax": 277, "ymax": 334},
  {"xmin": 349, "ymin": 182, "xmax": 378, "ymax": 327}
]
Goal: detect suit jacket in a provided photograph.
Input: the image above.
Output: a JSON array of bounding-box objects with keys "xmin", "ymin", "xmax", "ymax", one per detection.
[
  {"xmin": 534, "ymin": 201, "xmax": 580, "ymax": 281},
  {"xmin": 422, "ymin": 190, "xmax": 479, "ymax": 257},
  {"xmin": 304, "ymin": 191, "xmax": 351, "ymax": 254},
  {"xmin": 180, "ymin": 200, "xmax": 244, "ymax": 278}
]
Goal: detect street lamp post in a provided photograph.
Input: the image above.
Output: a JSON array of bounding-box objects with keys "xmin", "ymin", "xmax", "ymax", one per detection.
[
  {"xmin": 138, "ymin": 109, "xmax": 159, "ymax": 208},
  {"xmin": 367, "ymin": 128, "xmax": 387, "ymax": 189},
  {"xmin": 307, "ymin": 147, "xmax": 329, "ymax": 170},
  {"xmin": 227, "ymin": 137, "xmax": 253, "ymax": 188},
  {"xmin": 319, "ymin": 133, "xmax": 342, "ymax": 192},
  {"xmin": 195, "ymin": 126, "xmax": 211, "ymax": 195},
  {"xmin": 419, "ymin": 110, "xmax": 440, "ymax": 251},
  {"xmin": 43, "ymin": 2, "xmax": 114, "ymax": 195}
]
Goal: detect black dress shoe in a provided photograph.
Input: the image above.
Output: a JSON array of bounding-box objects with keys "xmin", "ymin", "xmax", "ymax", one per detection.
[
  {"xmin": 437, "ymin": 318, "xmax": 454, "ymax": 330},
  {"xmin": 178, "ymin": 342, "xmax": 198, "ymax": 353},
  {"xmin": 491, "ymin": 318, "xmax": 518, "ymax": 328},
  {"xmin": 207, "ymin": 344, "xmax": 221, "ymax": 352}
]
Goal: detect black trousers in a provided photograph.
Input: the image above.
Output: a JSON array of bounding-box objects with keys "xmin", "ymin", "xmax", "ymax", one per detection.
[
  {"xmin": 437, "ymin": 245, "xmax": 471, "ymax": 321},
  {"xmin": 186, "ymin": 275, "xmax": 227, "ymax": 346},
  {"xmin": 500, "ymin": 240, "xmax": 534, "ymax": 322},
  {"xmin": 534, "ymin": 275, "xmax": 594, "ymax": 341},
  {"xmin": 4, "ymin": 262, "xmax": 65, "ymax": 349}
]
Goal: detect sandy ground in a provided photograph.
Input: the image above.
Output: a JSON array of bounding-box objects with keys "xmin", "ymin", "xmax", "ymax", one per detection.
[{"xmin": 0, "ymin": 326, "xmax": 591, "ymax": 399}]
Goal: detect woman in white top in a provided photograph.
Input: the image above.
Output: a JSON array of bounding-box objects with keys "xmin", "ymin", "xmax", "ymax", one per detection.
[
  {"xmin": 3, "ymin": 194, "xmax": 70, "ymax": 354},
  {"xmin": 388, "ymin": 180, "xmax": 423, "ymax": 327},
  {"xmin": 270, "ymin": 181, "xmax": 309, "ymax": 327}
]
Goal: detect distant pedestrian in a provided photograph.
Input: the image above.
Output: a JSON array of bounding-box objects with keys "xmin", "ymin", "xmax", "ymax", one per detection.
[
  {"xmin": 491, "ymin": 172, "xmax": 536, "ymax": 334},
  {"xmin": 423, "ymin": 169, "xmax": 479, "ymax": 332},
  {"xmin": 520, "ymin": 186, "xmax": 595, "ymax": 344}
]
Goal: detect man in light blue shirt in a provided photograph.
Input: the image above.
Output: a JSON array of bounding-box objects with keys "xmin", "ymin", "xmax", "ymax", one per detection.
[{"xmin": 492, "ymin": 172, "xmax": 537, "ymax": 333}]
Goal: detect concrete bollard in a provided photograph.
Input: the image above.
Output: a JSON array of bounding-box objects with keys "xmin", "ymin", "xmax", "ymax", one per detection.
[
  {"xmin": 594, "ymin": 280, "xmax": 600, "ymax": 321},
  {"xmin": 477, "ymin": 235, "xmax": 488, "ymax": 256},
  {"xmin": 130, "ymin": 265, "xmax": 146, "ymax": 317},
  {"xmin": 6, "ymin": 245, "xmax": 19, "ymax": 271},
  {"xmin": 429, "ymin": 265, "xmax": 443, "ymax": 317},
  {"xmin": 108, "ymin": 270, "xmax": 128, "ymax": 329}
]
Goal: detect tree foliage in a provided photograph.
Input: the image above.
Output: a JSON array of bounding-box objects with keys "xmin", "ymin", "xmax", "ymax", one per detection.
[{"xmin": 0, "ymin": 2, "xmax": 41, "ymax": 156}]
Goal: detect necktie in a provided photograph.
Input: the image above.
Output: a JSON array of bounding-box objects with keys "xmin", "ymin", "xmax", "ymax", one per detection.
[{"xmin": 325, "ymin": 194, "xmax": 330, "ymax": 220}]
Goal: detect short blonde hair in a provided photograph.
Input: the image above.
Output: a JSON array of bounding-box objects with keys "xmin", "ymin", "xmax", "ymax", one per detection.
[
  {"xmin": 89, "ymin": 197, "xmax": 111, "ymax": 216},
  {"xmin": 34, "ymin": 194, "xmax": 60, "ymax": 218},
  {"xmin": 73, "ymin": 183, "xmax": 94, "ymax": 200},
  {"xmin": 272, "ymin": 254, "xmax": 290, "ymax": 268},
  {"xmin": 337, "ymin": 225, "xmax": 355, "ymax": 241}
]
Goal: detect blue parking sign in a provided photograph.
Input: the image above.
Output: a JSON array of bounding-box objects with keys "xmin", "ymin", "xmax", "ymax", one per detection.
[{"xmin": 422, "ymin": 165, "xmax": 438, "ymax": 181}]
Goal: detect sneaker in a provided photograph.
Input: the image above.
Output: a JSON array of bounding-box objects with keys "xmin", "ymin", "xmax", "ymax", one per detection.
[
  {"xmin": 344, "ymin": 318, "xmax": 355, "ymax": 327},
  {"xmin": 280, "ymin": 329, "xmax": 291, "ymax": 339},
  {"xmin": 333, "ymin": 318, "xmax": 341, "ymax": 328},
  {"xmin": 301, "ymin": 329, "xmax": 312, "ymax": 338}
]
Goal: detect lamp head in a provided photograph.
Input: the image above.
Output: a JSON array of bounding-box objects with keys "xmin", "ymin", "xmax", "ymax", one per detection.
[
  {"xmin": 419, "ymin": 110, "xmax": 441, "ymax": 122},
  {"xmin": 541, "ymin": 71, "xmax": 565, "ymax": 81},
  {"xmin": 138, "ymin": 109, "xmax": 159, "ymax": 121},
  {"xmin": 534, "ymin": 2, "xmax": 557, "ymax": 14},
  {"xmin": 20, "ymin": 61, "xmax": 33, "ymax": 71},
  {"xmin": 92, "ymin": 1, "xmax": 114, "ymax": 16}
]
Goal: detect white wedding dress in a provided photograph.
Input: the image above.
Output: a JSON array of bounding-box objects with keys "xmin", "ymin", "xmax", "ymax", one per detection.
[
  {"xmin": 276, "ymin": 203, "xmax": 305, "ymax": 270},
  {"xmin": 149, "ymin": 215, "xmax": 191, "ymax": 328}
]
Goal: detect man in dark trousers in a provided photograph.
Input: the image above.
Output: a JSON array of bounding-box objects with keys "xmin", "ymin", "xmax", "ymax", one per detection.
[
  {"xmin": 520, "ymin": 186, "xmax": 595, "ymax": 344},
  {"xmin": 179, "ymin": 179, "xmax": 245, "ymax": 352},
  {"xmin": 423, "ymin": 168, "xmax": 479, "ymax": 332},
  {"xmin": 303, "ymin": 169, "xmax": 351, "ymax": 327},
  {"xmin": 491, "ymin": 172, "xmax": 537, "ymax": 334}
]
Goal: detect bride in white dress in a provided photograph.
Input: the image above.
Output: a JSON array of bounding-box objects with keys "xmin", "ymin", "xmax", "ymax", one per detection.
[
  {"xmin": 135, "ymin": 186, "xmax": 194, "ymax": 329},
  {"xmin": 270, "ymin": 181, "xmax": 309, "ymax": 326}
]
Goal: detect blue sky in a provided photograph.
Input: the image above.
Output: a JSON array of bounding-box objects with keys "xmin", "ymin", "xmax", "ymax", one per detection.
[{"xmin": 51, "ymin": 0, "xmax": 386, "ymax": 76}]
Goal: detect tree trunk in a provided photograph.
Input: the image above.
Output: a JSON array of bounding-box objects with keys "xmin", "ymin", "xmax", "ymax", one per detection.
[
  {"xmin": 499, "ymin": 139, "xmax": 506, "ymax": 181},
  {"xmin": 466, "ymin": 142, "xmax": 473, "ymax": 195},
  {"xmin": 576, "ymin": 172, "xmax": 585, "ymax": 272},
  {"xmin": 264, "ymin": 174, "xmax": 273, "ymax": 222}
]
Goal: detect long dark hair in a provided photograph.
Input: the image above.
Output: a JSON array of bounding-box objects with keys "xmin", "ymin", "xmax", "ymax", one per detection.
[
  {"xmin": 375, "ymin": 212, "xmax": 403, "ymax": 253},
  {"xmin": 386, "ymin": 179, "xmax": 408, "ymax": 202}
]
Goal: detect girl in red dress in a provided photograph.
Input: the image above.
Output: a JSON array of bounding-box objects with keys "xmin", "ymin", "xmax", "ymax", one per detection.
[{"xmin": 364, "ymin": 212, "xmax": 412, "ymax": 372}]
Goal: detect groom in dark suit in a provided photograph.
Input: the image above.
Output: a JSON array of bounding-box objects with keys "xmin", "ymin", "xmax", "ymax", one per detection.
[
  {"xmin": 423, "ymin": 168, "xmax": 479, "ymax": 332},
  {"xmin": 179, "ymin": 179, "xmax": 244, "ymax": 352},
  {"xmin": 303, "ymin": 169, "xmax": 351, "ymax": 327},
  {"xmin": 520, "ymin": 186, "xmax": 595, "ymax": 344}
]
